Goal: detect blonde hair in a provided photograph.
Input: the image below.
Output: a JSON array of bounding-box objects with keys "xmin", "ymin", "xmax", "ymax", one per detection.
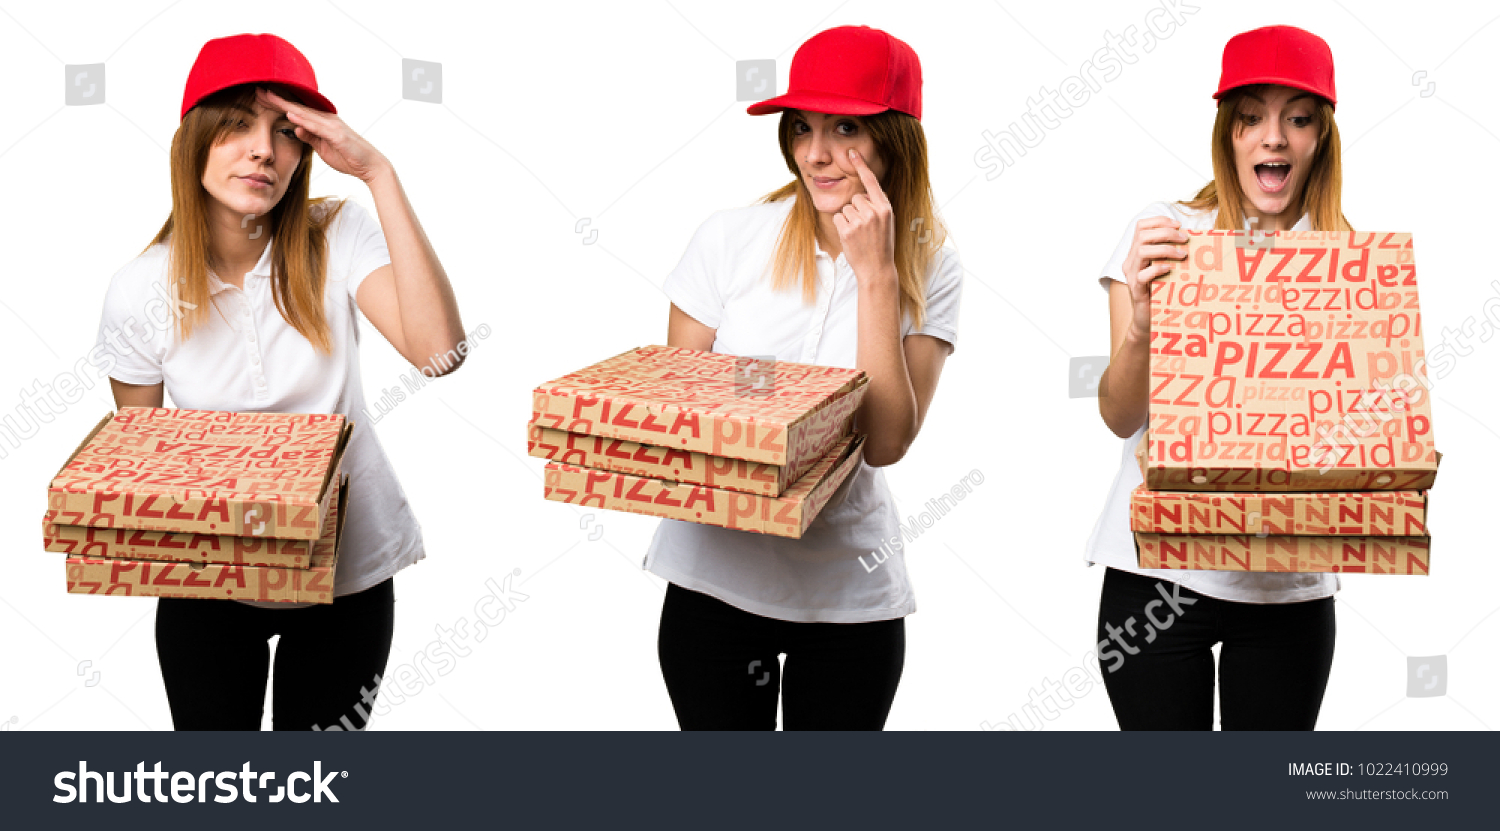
[
  {"xmin": 759, "ymin": 109, "xmax": 945, "ymax": 330},
  {"xmin": 1181, "ymin": 85, "xmax": 1352, "ymax": 232},
  {"xmin": 147, "ymin": 83, "xmax": 343, "ymax": 351}
]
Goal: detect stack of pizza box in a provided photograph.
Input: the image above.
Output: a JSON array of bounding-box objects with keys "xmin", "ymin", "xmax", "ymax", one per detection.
[
  {"xmin": 529, "ymin": 345, "xmax": 868, "ymax": 538},
  {"xmin": 44, "ymin": 408, "xmax": 352, "ymax": 603},
  {"xmin": 1132, "ymin": 230, "xmax": 1438, "ymax": 574}
]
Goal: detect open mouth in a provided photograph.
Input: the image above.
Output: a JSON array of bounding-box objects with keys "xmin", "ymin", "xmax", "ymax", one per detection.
[{"xmin": 1254, "ymin": 162, "xmax": 1290, "ymax": 193}]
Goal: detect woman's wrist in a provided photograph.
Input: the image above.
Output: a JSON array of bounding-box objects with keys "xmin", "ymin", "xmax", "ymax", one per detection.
[
  {"xmin": 856, "ymin": 262, "xmax": 900, "ymax": 292},
  {"xmin": 360, "ymin": 157, "xmax": 397, "ymax": 187}
]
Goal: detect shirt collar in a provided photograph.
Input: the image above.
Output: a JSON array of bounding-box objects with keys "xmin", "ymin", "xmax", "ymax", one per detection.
[
  {"xmin": 206, "ymin": 240, "xmax": 274, "ymax": 295},
  {"xmin": 781, "ymin": 196, "xmax": 836, "ymax": 262}
]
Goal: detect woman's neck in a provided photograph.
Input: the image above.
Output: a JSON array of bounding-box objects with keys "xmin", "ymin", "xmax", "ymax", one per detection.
[
  {"xmin": 206, "ymin": 203, "xmax": 271, "ymax": 287},
  {"xmin": 815, "ymin": 213, "xmax": 842, "ymax": 261}
]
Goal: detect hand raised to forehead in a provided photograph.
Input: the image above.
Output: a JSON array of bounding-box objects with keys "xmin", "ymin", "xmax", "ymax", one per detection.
[{"xmin": 257, "ymin": 87, "xmax": 391, "ymax": 184}]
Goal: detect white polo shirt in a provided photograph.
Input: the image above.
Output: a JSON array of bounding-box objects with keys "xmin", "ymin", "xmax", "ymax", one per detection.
[
  {"xmin": 645, "ymin": 198, "xmax": 963, "ymax": 623},
  {"xmin": 1084, "ymin": 201, "xmax": 1338, "ymax": 603},
  {"xmin": 94, "ymin": 200, "xmax": 424, "ymax": 602}
]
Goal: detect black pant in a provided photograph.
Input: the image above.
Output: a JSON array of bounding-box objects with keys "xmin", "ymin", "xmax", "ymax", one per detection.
[
  {"xmin": 1097, "ymin": 567, "xmax": 1335, "ymax": 730},
  {"xmin": 657, "ymin": 582, "xmax": 905, "ymax": 730},
  {"xmin": 154, "ymin": 578, "xmax": 395, "ymax": 731}
]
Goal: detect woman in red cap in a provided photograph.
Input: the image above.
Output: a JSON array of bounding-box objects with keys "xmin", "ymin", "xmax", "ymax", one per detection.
[
  {"xmin": 1086, "ymin": 25, "xmax": 1346, "ymax": 730},
  {"xmin": 93, "ymin": 33, "xmax": 465, "ymax": 730},
  {"xmin": 646, "ymin": 25, "xmax": 962, "ymax": 730}
]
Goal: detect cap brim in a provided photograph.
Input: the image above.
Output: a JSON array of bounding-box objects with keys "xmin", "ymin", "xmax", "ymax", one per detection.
[
  {"xmin": 747, "ymin": 90, "xmax": 890, "ymax": 117},
  {"xmin": 1213, "ymin": 76, "xmax": 1335, "ymax": 108},
  {"xmin": 182, "ymin": 80, "xmax": 337, "ymax": 121},
  {"xmin": 269, "ymin": 82, "xmax": 337, "ymax": 114}
]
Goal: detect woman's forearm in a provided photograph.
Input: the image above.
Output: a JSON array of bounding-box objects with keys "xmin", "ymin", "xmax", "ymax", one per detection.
[
  {"xmin": 1099, "ymin": 324, "xmax": 1151, "ymax": 439},
  {"xmin": 365, "ymin": 166, "xmax": 465, "ymax": 366},
  {"xmin": 854, "ymin": 270, "xmax": 918, "ymax": 466}
]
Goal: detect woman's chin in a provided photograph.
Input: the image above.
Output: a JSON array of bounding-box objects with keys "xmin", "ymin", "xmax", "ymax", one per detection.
[
  {"xmin": 811, "ymin": 194, "xmax": 851, "ymax": 215},
  {"xmin": 212, "ymin": 196, "xmax": 277, "ymax": 220},
  {"xmin": 1245, "ymin": 194, "xmax": 1297, "ymax": 224}
]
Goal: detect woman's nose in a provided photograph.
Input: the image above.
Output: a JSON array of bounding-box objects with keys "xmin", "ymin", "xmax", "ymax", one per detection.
[
  {"xmin": 803, "ymin": 132, "xmax": 831, "ymax": 165},
  {"xmin": 1262, "ymin": 119, "xmax": 1287, "ymax": 148},
  {"xmin": 248, "ymin": 125, "xmax": 274, "ymax": 162}
]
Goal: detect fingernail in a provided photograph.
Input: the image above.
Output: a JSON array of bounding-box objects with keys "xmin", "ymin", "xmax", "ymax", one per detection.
[{"xmin": 848, "ymin": 148, "xmax": 856, "ymax": 159}]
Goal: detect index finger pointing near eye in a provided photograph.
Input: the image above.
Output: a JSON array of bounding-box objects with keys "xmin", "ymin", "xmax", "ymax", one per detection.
[{"xmin": 847, "ymin": 149, "xmax": 888, "ymax": 205}]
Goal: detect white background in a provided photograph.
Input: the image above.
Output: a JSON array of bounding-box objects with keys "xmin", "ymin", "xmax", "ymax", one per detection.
[{"xmin": 1, "ymin": 0, "xmax": 1496, "ymax": 731}]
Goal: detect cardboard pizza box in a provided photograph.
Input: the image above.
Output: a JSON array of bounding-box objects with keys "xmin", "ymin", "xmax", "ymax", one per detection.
[
  {"xmin": 1136, "ymin": 531, "xmax": 1429, "ymax": 575},
  {"xmin": 531, "ymin": 345, "xmax": 866, "ymax": 468},
  {"xmin": 543, "ymin": 433, "xmax": 864, "ymax": 538},
  {"xmin": 1134, "ymin": 430, "xmax": 1439, "ymax": 492},
  {"xmin": 1145, "ymin": 231, "xmax": 1438, "ymax": 491},
  {"xmin": 43, "ymin": 508, "xmax": 316, "ymax": 569},
  {"xmin": 1130, "ymin": 485, "xmax": 1428, "ymax": 536},
  {"xmin": 64, "ymin": 476, "xmax": 347, "ymax": 604},
  {"xmin": 47, "ymin": 408, "xmax": 351, "ymax": 541},
  {"xmin": 526, "ymin": 422, "xmax": 849, "ymax": 497}
]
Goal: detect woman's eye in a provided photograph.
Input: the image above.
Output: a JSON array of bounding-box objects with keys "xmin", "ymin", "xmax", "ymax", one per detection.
[
  {"xmin": 278, "ymin": 127, "xmax": 298, "ymax": 138},
  {"xmin": 836, "ymin": 121, "xmax": 857, "ymax": 135},
  {"xmin": 1289, "ymin": 116, "xmax": 1312, "ymax": 128},
  {"xmin": 1238, "ymin": 113, "xmax": 1261, "ymax": 126}
]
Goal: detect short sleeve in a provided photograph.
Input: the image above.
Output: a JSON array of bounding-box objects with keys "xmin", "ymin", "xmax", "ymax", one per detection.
[
  {"xmin": 1099, "ymin": 201, "xmax": 1183, "ymax": 290},
  {"xmin": 904, "ymin": 246, "xmax": 961, "ymax": 352},
  {"xmin": 94, "ymin": 263, "xmax": 165, "ymax": 385},
  {"xmin": 662, "ymin": 211, "xmax": 727, "ymax": 329},
  {"xmin": 327, "ymin": 200, "xmax": 392, "ymax": 300}
]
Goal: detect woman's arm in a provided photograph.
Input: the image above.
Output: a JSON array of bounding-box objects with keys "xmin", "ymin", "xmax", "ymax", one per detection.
[
  {"xmin": 836, "ymin": 150, "xmax": 945, "ymax": 467},
  {"xmin": 109, "ymin": 379, "xmax": 164, "ymax": 409},
  {"xmin": 353, "ymin": 171, "xmax": 465, "ymax": 373},
  {"xmin": 258, "ymin": 88, "xmax": 465, "ymax": 375},
  {"xmin": 850, "ymin": 271, "xmax": 947, "ymax": 467},
  {"xmin": 667, "ymin": 304, "xmax": 716, "ymax": 351},
  {"xmin": 1097, "ymin": 216, "xmax": 1188, "ymax": 438},
  {"xmin": 865, "ymin": 330, "xmax": 949, "ymax": 467}
]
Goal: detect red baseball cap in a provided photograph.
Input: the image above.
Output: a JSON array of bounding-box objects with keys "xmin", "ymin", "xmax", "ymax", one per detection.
[
  {"xmin": 747, "ymin": 25, "xmax": 922, "ymax": 120},
  {"xmin": 1214, "ymin": 25, "xmax": 1336, "ymax": 109},
  {"xmin": 180, "ymin": 33, "xmax": 335, "ymax": 120}
]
